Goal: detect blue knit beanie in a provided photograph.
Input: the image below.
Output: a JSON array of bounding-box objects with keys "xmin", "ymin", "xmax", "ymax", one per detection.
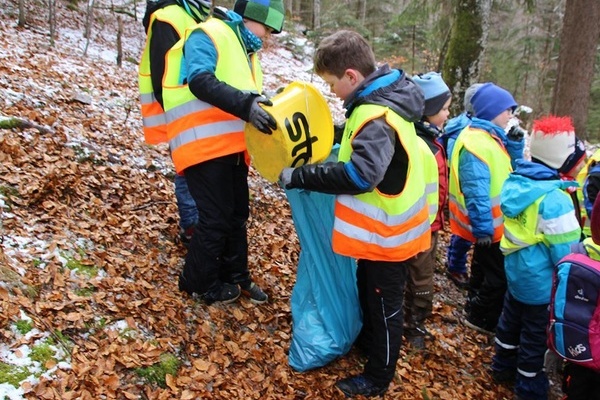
[
  {"xmin": 412, "ymin": 72, "xmax": 451, "ymax": 116},
  {"xmin": 471, "ymin": 83, "xmax": 517, "ymax": 121}
]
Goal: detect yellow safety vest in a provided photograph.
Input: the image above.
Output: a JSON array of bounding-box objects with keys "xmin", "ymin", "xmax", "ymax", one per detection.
[
  {"xmin": 416, "ymin": 136, "xmax": 440, "ymax": 225},
  {"xmin": 583, "ymin": 238, "xmax": 600, "ymax": 262},
  {"xmin": 162, "ymin": 17, "xmax": 263, "ymax": 173},
  {"xmin": 332, "ymin": 104, "xmax": 431, "ymax": 261},
  {"xmin": 500, "ymin": 191, "xmax": 578, "ymax": 255},
  {"xmin": 576, "ymin": 149, "xmax": 600, "ymax": 237},
  {"xmin": 138, "ymin": 5, "xmax": 196, "ymax": 144},
  {"xmin": 449, "ymin": 127, "xmax": 512, "ymax": 243}
]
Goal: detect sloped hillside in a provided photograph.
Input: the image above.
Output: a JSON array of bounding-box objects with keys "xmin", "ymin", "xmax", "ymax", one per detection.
[{"xmin": 0, "ymin": 1, "xmax": 556, "ymax": 399}]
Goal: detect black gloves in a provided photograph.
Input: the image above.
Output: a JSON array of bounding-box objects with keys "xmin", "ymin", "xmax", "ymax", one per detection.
[
  {"xmin": 476, "ymin": 236, "xmax": 493, "ymax": 247},
  {"xmin": 507, "ymin": 125, "xmax": 526, "ymax": 141},
  {"xmin": 249, "ymin": 96, "xmax": 277, "ymax": 134}
]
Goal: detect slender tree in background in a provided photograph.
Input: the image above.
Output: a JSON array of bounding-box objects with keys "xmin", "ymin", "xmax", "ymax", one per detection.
[
  {"xmin": 18, "ymin": 0, "xmax": 25, "ymax": 27},
  {"xmin": 49, "ymin": 0, "xmax": 56, "ymax": 46},
  {"xmin": 442, "ymin": 0, "xmax": 491, "ymax": 114},
  {"xmin": 551, "ymin": 0, "xmax": 600, "ymax": 140}
]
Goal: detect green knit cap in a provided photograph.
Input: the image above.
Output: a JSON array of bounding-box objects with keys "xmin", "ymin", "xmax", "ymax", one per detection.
[{"xmin": 234, "ymin": 0, "xmax": 285, "ymax": 34}]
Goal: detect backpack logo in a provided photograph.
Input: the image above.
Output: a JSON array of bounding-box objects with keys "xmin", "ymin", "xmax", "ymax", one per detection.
[
  {"xmin": 575, "ymin": 288, "xmax": 589, "ymax": 302},
  {"xmin": 548, "ymin": 252, "xmax": 600, "ymax": 372},
  {"xmin": 568, "ymin": 343, "xmax": 587, "ymax": 358}
]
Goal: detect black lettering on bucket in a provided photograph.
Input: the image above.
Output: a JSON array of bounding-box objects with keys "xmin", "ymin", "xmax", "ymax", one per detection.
[{"xmin": 285, "ymin": 112, "xmax": 319, "ymax": 167}]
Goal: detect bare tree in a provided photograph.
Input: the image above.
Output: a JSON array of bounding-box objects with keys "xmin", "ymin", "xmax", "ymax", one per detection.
[
  {"xmin": 313, "ymin": 0, "xmax": 320, "ymax": 29},
  {"xmin": 551, "ymin": 0, "xmax": 600, "ymax": 140},
  {"xmin": 116, "ymin": 16, "xmax": 123, "ymax": 67},
  {"xmin": 18, "ymin": 0, "xmax": 26, "ymax": 27},
  {"xmin": 48, "ymin": 0, "xmax": 56, "ymax": 46},
  {"xmin": 357, "ymin": 0, "xmax": 366, "ymax": 25},
  {"xmin": 442, "ymin": 0, "xmax": 491, "ymax": 114},
  {"xmin": 83, "ymin": 0, "xmax": 96, "ymax": 56}
]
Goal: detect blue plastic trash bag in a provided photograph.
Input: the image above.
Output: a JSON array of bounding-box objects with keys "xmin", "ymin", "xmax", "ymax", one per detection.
[{"xmin": 286, "ymin": 187, "xmax": 361, "ymax": 372}]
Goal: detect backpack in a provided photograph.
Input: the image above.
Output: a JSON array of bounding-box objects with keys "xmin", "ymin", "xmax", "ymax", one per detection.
[{"xmin": 547, "ymin": 252, "xmax": 600, "ymax": 371}]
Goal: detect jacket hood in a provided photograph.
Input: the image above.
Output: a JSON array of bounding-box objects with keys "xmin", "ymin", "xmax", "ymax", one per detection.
[
  {"xmin": 443, "ymin": 113, "xmax": 471, "ymax": 139},
  {"xmin": 501, "ymin": 159, "xmax": 578, "ymax": 218},
  {"xmin": 142, "ymin": 0, "xmax": 178, "ymax": 31},
  {"xmin": 345, "ymin": 64, "xmax": 425, "ymax": 122}
]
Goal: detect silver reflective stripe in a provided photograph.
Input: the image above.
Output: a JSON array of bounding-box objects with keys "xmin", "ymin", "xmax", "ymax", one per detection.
[
  {"xmin": 517, "ymin": 368, "xmax": 539, "ymax": 378},
  {"xmin": 333, "ymin": 217, "xmax": 431, "ymax": 248},
  {"xmin": 337, "ymin": 194, "xmax": 426, "ymax": 226},
  {"xmin": 450, "ymin": 214, "xmax": 473, "ymax": 234},
  {"xmin": 169, "ymin": 120, "xmax": 245, "ymax": 151},
  {"xmin": 143, "ymin": 113, "xmax": 166, "ymax": 128},
  {"xmin": 164, "ymin": 98, "xmax": 213, "ymax": 123},
  {"xmin": 494, "ymin": 337, "xmax": 518, "ymax": 350},
  {"xmin": 428, "ymin": 203, "xmax": 438, "ymax": 217},
  {"xmin": 140, "ymin": 92, "xmax": 156, "ymax": 104},
  {"xmin": 425, "ymin": 182, "xmax": 437, "ymax": 195},
  {"xmin": 333, "ymin": 193, "xmax": 430, "ymax": 249},
  {"xmin": 502, "ymin": 229, "xmax": 531, "ymax": 247},
  {"xmin": 449, "ymin": 194, "xmax": 503, "ymax": 229}
]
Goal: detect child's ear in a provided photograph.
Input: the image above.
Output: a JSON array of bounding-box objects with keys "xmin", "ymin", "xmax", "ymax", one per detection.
[{"xmin": 345, "ymin": 69, "xmax": 361, "ymax": 85}]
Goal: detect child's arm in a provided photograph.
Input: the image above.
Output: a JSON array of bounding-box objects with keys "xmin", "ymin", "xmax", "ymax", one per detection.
[
  {"xmin": 458, "ymin": 149, "xmax": 495, "ymax": 240},
  {"xmin": 540, "ymin": 190, "xmax": 582, "ymax": 264},
  {"xmin": 184, "ymin": 30, "xmax": 260, "ymax": 123},
  {"xmin": 282, "ymin": 118, "xmax": 397, "ymax": 195}
]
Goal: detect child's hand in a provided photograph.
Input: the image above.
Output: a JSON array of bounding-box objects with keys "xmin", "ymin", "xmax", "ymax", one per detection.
[
  {"xmin": 279, "ymin": 167, "xmax": 295, "ymax": 189},
  {"xmin": 249, "ymin": 96, "xmax": 277, "ymax": 134}
]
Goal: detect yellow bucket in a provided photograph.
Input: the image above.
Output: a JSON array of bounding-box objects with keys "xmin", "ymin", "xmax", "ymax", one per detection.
[{"xmin": 245, "ymin": 81, "xmax": 334, "ymax": 182}]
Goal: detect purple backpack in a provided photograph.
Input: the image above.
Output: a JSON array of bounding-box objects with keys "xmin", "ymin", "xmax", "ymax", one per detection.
[{"xmin": 548, "ymin": 252, "xmax": 600, "ymax": 371}]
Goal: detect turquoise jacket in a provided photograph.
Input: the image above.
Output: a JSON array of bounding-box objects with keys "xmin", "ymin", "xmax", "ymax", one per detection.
[{"xmin": 501, "ymin": 160, "xmax": 581, "ymax": 304}]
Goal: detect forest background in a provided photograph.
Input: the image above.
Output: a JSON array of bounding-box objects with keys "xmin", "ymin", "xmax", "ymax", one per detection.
[{"xmin": 246, "ymin": 0, "xmax": 600, "ymax": 141}]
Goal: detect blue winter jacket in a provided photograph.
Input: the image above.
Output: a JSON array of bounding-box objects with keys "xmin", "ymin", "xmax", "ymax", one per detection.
[
  {"xmin": 501, "ymin": 160, "xmax": 581, "ymax": 304},
  {"xmin": 458, "ymin": 118, "xmax": 523, "ymax": 238}
]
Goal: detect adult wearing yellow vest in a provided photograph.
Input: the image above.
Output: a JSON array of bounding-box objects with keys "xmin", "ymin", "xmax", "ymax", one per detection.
[
  {"xmin": 449, "ymin": 82, "xmax": 523, "ymax": 335},
  {"xmin": 280, "ymin": 31, "xmax": 429, "ymax": 398},
  {"xmin": 139, "ymin": 0, "xmax": 211, "ymax": 245},
  {"xmin": 166, "ymin": 0, "xmax": 285, "ymax": 305}
]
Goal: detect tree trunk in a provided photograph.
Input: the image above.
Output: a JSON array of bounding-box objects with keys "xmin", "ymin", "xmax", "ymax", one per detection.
[
  {"xmin": 551, "ymin": 0, "xmax": 600, "ymax": 140},
  {"xmin": 313, "ymin": 0, "xmax": 320, "ymax": 29},
  {"xmin": 83, "ymin": 0, "xmax": 95, "ymax": 56},
  {"xmin": 357, "ymin": 0, "xmax": 366, "ymax": 25},
  {"xmin": 442, "ymin": 0, "xmax": 491, "ymax": 115},
  {"xmin": 84, "ymin": 0, "xmax": 95, "ymax": 39},
  {"xmin": 48, "ymin": 0, "xmax": 56, "ymax": 46},
  {"xmin": 116, "ymin": 16, "xmax": 123, "ymax": 67},
  {"xmin": 18, "ymin": 0, "xmax": 26, "ymax": 27}
]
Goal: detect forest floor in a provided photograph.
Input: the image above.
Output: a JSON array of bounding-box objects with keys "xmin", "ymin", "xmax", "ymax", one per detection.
[{"xmin": 0, "ymin": 1, "xmax": 564, "ymax": 399}]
